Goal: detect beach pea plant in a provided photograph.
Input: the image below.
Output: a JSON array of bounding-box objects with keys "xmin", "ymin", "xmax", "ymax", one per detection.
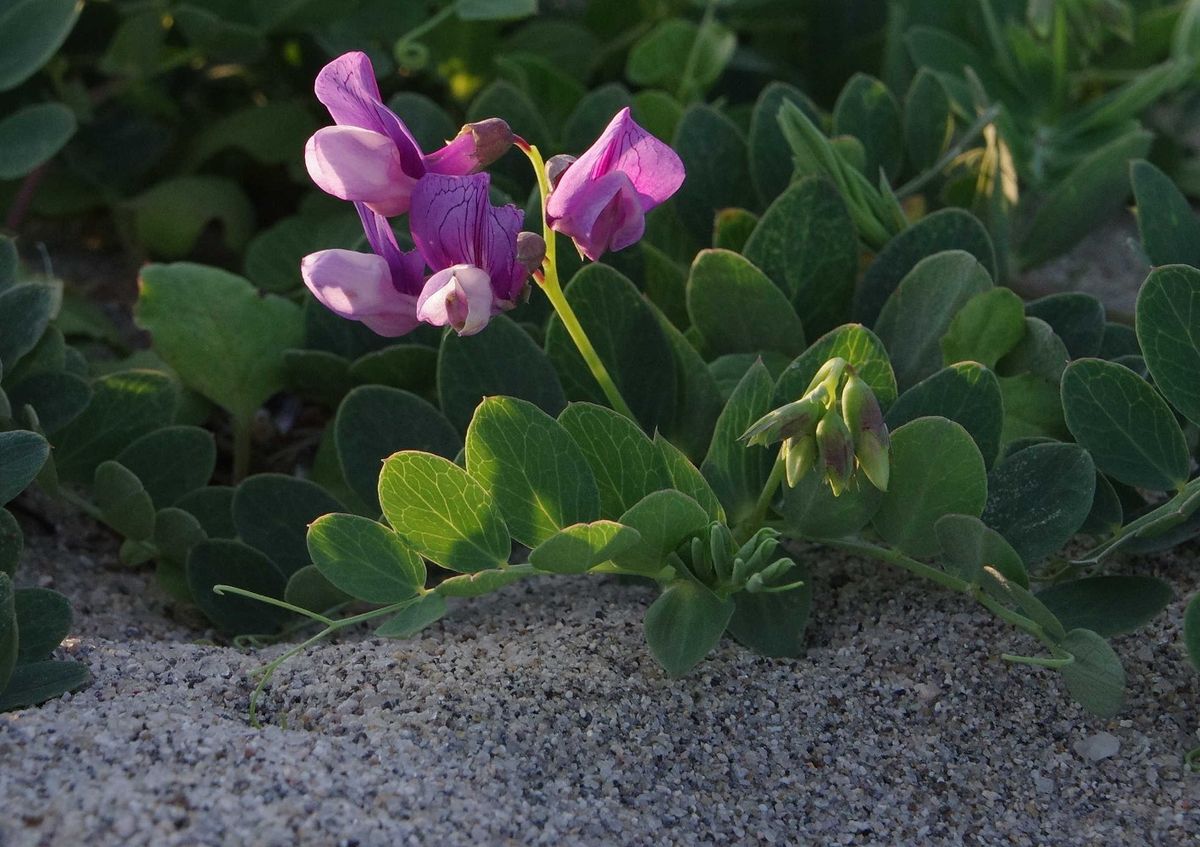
[{"xmin": 196, "ymin": 49, "xmax": 1200, "ymax": 728}]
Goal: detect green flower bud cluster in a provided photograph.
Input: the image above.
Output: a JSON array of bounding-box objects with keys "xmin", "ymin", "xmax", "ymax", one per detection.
[
  {"xmin": 741, "ymin": 357, "xmax": 890, "ymax": 496},
  {"xmin": 686, "ymin": 525, "xmax": 803, "ymax": 594}
]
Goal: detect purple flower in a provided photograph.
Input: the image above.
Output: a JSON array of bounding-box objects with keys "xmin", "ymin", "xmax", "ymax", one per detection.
[
  {"xmin": 300, "ymin": 202, "xmax": 426, "ymax": 337},
  {"xmin": 305, "ymin": 52, "xmax": 512, "ymax": 217},
  {"xmin": 545, "ymin": 107, "xmax": 685, "ymax": 260},
  {"xmin": 409, "ymin": 172, "xmax": 543, "ymax": 336}
]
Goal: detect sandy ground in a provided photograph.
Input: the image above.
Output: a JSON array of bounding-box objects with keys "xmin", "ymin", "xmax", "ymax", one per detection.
[{"xmin": 0, "ymin": 494, "xmax": 1197, "ymax": 847}]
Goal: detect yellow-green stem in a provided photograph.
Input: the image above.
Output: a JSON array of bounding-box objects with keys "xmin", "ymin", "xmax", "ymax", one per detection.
[{"xmin": 518, "ymin": 141, "xmax": 638, "ymax": 423}]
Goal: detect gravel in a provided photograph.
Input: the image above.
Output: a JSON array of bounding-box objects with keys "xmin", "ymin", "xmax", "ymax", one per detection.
[{"xmin": 1, "ymin": 497, "xmax": 1198, "ymax": 847}]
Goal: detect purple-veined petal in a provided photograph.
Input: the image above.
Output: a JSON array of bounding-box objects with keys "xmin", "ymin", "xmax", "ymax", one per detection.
[
  {"xmin": 416, "ymin": 264, "xmax": 494, "ymax": 336},
  {"xmin": 355, "ymin": 204, "xmax": 426, "ymax": 297},
  {"xmin": 313, "ymin": 51, "xmax": 425, "ymax": 178},
  {"xmin": 550, "ymin": 107, "xmax": 685, "ymax": 212},
  {"xmin": 547, "ymin": 169, "xmax": 645, "ymax": 261},
  {"xmin": 305, "ymin": 126, "xmax": 415, "ymax": 216},
  {"xmin": 300, "ymin": 248, "xmax": 421, "ymax": 337},
  {"xmin": 409, "ymin": 172, "xmax": 525, "ymax": 285}
]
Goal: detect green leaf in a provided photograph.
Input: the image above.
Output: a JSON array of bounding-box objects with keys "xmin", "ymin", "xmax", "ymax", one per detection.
[
  {"xmin": 172, "ymin": 4, "xmax": 263, "ymax": 62},
  {"xmin": 982, "ymin": 443, "xmax": 1095, "ymax": 564},
  {"xmin": 1136, "ymin": 264, "xmax": 1200, "ymax": 426},
  {"xmin": 562, "ymin": 83, "xmax": 633, "ymax": 154},
  {"xmin": 175, "ymin": 486, "xmax": 237, "ymax": 540},
  {"xmin": 0, "ymin": 0, "xmax": 79, "ymax": 91},
  {"xmin": 626, "ymin": 18, "xmax": 735, "ymax": 99},
  {"xmin": 701, "ymin": 361, "xmax": 775, "ymax": 525},
  {"xmin": 465, "ymin": 396, "xmax": 600, "ymax": 546},
  {"xmin": 152, "ymin": 507, "xmax": 207, "ymax": 603},
  {"xmin": 283, "ymin": 565, "xmax": 352, "ymax": 615},
  {"xmin": 0, "ymin": 430, "xmax": 48, "ymax": 505},
  {"xmin": 748, "ymin": 82, "xmax": 819, "ymax": 205},
  {"xmin": 0, "ymin": 660, "xmax": 89, "ymax": 712},
  {"xmin": 495, "ymin": 53, "xmax": 585, "ymax": 138},
  {"xmin": 632, "ymin": 90, "xmax": 684, "ymax": 146},
  {"xmin": 1131, "ymin": 159, "xmax": 1200, "ymax": 267},
  {"xmin": 904, "ymin": 69, "xmax": 953, "ymax": 173},
  {"xmin": 0, "ymin": 574, "xmax": 16, "ymax": 691},
  {"xmin": 115, "ymin": 426, "xmax": 215, "ymax": 507},
  {"xmin": 335, "ymin": 386, "xmax": 462, "ymax": 514},
  {"xmin": 282, "ymin": 349, "xmax": 351, "ymax": 408},
  {"xmin": 1036, "ymin": 576, "xmax": 1172, "ymax": 638},
  {"xmin": 872, "ymin": 417, "xmax": 988, "ymax": 557},
  {"xmin": 185, "ymin": 101, "xmax": 317, "ymax": 169},
  {"xmin": 13, "ymin": 588, "xmax": 71, "ymax": 662},
  {"xmin": 644, "ymin": 579, "xmax": 734, "ymax": 677},
  {"xmin": 136, "ymin": 264, "xmax": 301, "ymax": 424},
  {"xmin": 997, "ymin": 317, "xmax": 1070, "ymax": 381},
  {"xmin": 885, "ymin": 363, "xmax": 1004, "ymax": 467},
  {"xmin": 545, "ymin": 264, "xmax": 677, "ymax": 433},
  {"xmin": 652, "ymin": 304, "xmax": 724, "ymax": 461},
  {"xmin": 780, "ymin": 474, "xmax": 883, "ymax": 539},
  {"xmin": 875, "ymin": 250, "xmax": 994, "ymax": 390},
  {"xmin": 1058, "ymin": 628, "xmax": 1126, "ymax": 718},
  {"xmin": 456, "ymin": 0, "xmax": 537, "ymax": 21},
  {"xmin": 1185, "ymin": 592, "xmax": 1200, "ymax": 672},
  {"xmin": 672, "ymin": 104, "xmax": 754, "ymax": 243},
  {"xmin": 935, "ymin": 514, "xmax": 1027, "ymax": 587},
  {"xmin": 743, "ymin": 177, "xmax": 860, "ymax": 338},
  {"xmin": 686, "ymin": 249, "xmax": 805, "ymax": 358},
  {"xmin": 186, "ymin": 539, "xmax": 291, "ymax": 634},
  {"xmin": 0, "ymin": 103, "xmax": 76, "ymax": 180},
  {"xmin": 234, "ymin": 474, "xmax": 343, "ymax": 577},
  {"xmin": 713, "ymin": 208, "xmax": 759, "ymax": 253},
  {"xmin": 244, "ymin": 212, "xmax": 363, "ymax": 295},
  {"xmin": 0, "ymin": 509, "xmax": 21, "ymax": 578},
  {"xmin": 727, "ymin": 572, "xmax": 812, "ymax": 659},
  {"xmin": 435, "ymin": 567, "xmax": 532, "ymax": 597},
  {"xmin": 774, "ymin": 324, "xmax": 898, "ymax": 410},
  {"xmin": 654, "ymin": 433, "xmax": 725, "ymax": 523},
  {"xmin": 378, "ymin": 452, "xmax": 510, "ymax": 573},
  {"xmin": 1019, "ymin": 129, "xmax": 1152, "ymax": 269},
  {"xmin": 127, "ymin": 177, "xmax": 255, "ymax": 257},
  {"xmin": 6, "ymin": 371, "xmax": 92, "ymax": 434},
  {"xmin": 941, "ymin": 288, "xmax": 1026, "ymax": 369},
  {"xmin": 350, "ymin": 344, "xmax": 438, "ymax": 395},
  {"xmin": 833, "ymin": 73, "xmax": 903, "ymax": 181},
  {"xmin": 528, "ymin": 521, "xmax": 642, "ymax": 574},
  {"xmin": 855, "ymin": 208, "xmax": 996, "ymax": 325},
  {"xmin": 0, "ymin": 282, "xmax": 54, "ymax": 373},
  {"xmin": 613, "ymin": 491, "xmax": 710, "ymax": 575},
  {"xmin": 558, "ymin": 402, "xmax": 671, "ymax": 520},
  {"xmin": 375, "ymin": 593, "xmax": 447, "ymax": 638},
  {"xmin": 1061, "ymin": 358, "xmax": 1190, "ymax": 491},
  {"xmin": 94, "ymin": 461, "xmax": 156, "ymax": 542},
  {"xmin": 1027, "ymin": 293, "xmax": 1106, "ymax": 359},
  {"xmin": 307, "ymin": 513, "xmax": 424, "ymax": 604},
  {"xmin": 438, "ymin": 315, "xmax": 565, "ymax": 434}
]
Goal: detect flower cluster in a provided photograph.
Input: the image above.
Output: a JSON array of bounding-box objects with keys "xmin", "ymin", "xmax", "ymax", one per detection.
[
  {"xmin": 742, "ymin": 358, "xmax": 891, "ymax": 496},
  {"xmin": 301, "ymin": 52, "xmax": 684, "ymax": 337}
]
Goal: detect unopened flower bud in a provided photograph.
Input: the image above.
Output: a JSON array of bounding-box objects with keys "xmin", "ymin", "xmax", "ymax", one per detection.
[
  {"xmin": 741, "ymin": 385, "xmax": 828, "ymax": 447},
  {"xmin": 783, "ymin": 435, "xmax": 817, "ymax": 487},
  {"xmin": 545, "ymin": 154, "xmax": 577, "ymax": 189},
  {"xmin": 463, "ymin": 118, "xmax": 514, "ymax": 169},
  {"xmin": 805, "ymin": 356, "xmax": 848, "ymax": 397},
  {"xmin": 841, "ymin": 373, "xmax": 890, "ymax": 491},
  {"xmin": 816, "ymin": 410, "xmax": 855, "ymax": 497},
  {"xmin": 516, "ymin": 231, "xmax": 547, "ymax": 273}
]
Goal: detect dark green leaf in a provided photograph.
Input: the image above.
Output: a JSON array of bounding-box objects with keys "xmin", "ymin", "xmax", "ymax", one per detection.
[
  {"xmin": 644, "ymin": 579, "xmax": 734, "ymax": 677},
  {"xmin": 886, "ymin": 362, "xmax": 1004, "ymax": 467},
  {"xmin": 1136, "ymin": 264, "xmax": 1200, "ymax": 426},
  {"xmin": 855, "ymin": 208, "xmax": 996, "ymax": 325},
  {"xmin": 701, "ymin": 361, "xmax": 775, "ymax": 525},
  {"xmin": 1037, "ymin": 576, "xmax": 1172, "ymax": 638},
  {"xmin": 456, "ymin": 0, "xmax": 537, "ymax": 21},
  {"xmin": 1027, "ymin": 293, "xmax": 1106, "ymax": 359},
  {"xmin": 613, "ymin": 491, "xmax": 710, "ymax": 575},
  {"xmin": 5, "ymin": 371, "xmax": 91, "ymax": 434},
  {"xmin": 307, "ymin": 513, "xmax": 424, "ymax": 603},
  {"xmin": 1131, "ymin": 159, "xmax": 1200, "ymax": 267},
  {"xmin": 774, "ymin": 324, "xmax": 898, "ymax": 410},
  {"xmin": 0, "ymin": 102, "xmax": 76, "ymax": 180},
  {"xmin": 174, "ymin": 486, "xmax": 237, "ymax": 540},
  {"xmin": 335, "ymin": 386, "xmax": 461, "ymax": 514},
  {"xmin": 0, "ymin": 283, "xmax": 54, "ymax": 373},
  {"xmin": 375, "ymin": 593, "xmax": 448, "ymax": 638},
  {"xmin": 626, "ymin": 18, "xmax": 735, "ymax": 99},
  {"xmin": 727, "ymin": 571, "xmax": 812, "ymax": 659},
  {"xmin": 13, "ymin": 588, "xmax": 71, "ymax": 662},
  {"xmin": 234, "ymin": 474, "xmax": 343, "ymax": 577},
  {"xmin": 187, "ymin": 539, "xmax": 291, "ymax": 634},
  {"xmin": 1058, "ymin": 628, "xmax": 1125, "ymax": 718},
  {"xmin": 115, "ymin": 426, "xmax": 216, "ymax": 508},
  {"xmin": 439, "ymin": 315, "xmax": 565, "ymax": 434},
  {"xmin": 941, "ymin": 288, "xmax": 1026, "ymax": 369},
  {"xmin": 465, "ymin": 396, "xmax": 600, "ymax": 546},
  {"xmin": 748, "ymin": 82, "xmax": 819, "ymax": 206},
  {"xmin": 654, "ymin": 433, "xmax": 725, "ymax": 523},
  {"xmin": 284, "ymin": 565, "xmax": 352, "ymax": 615},
  {"xmin": 1061, "ymin": 358, "xmax": 1190, "ymax": 491},
  {"xmin": 562, "ymin": 83, "xmax": 633, "ymax": 153},
  {"xmin": 94, "ymin": 461, "xmax": 156, "ymax": 542},
  {"xmin": 0, "ymin": 574, "xmax": 16, "ymax": 690},
  {"xmin": 378, "ymin": 451, "xmax": 510, "ymax": 573},
  {"xmin": 1184, "ymin": 592, "xmax": 1200, "ymax": 672},
  {"xmin": 687, "ymin": 249, "xmax": 805, "ymax": 358},
  {"xmin": 558, "ymin": 402, "xmax": 668, "ymax": 520},
  {"xmin": 872, "ymin": 417, "xmax": 988, "ymax": 557},
  {"xmin": 0, "ymin": 660, "xmax": 88, "ymax": 712},
  {"xmin": 983, "ymin": 443, "xmax": 1096, "ymax": 564},
  {"xmin": 833, "ymin": 73, "xmax": 903, "ymax": 181},
  {"xmin": 935, "ymin": 514, "xmax": 1027, "ymax": 587},
  {"xmin": 904, "ymin": 69, "xmax": 952, "ymax": 173},
  {"xmin": 0, "ymin": 430, "xmax": 48, "ymax": 505},
  {"xmin": 0, "ymin": 509, "xmax": 21, "ymax": 578},
  {"xmin": 672, "ymin": 104, "xmax": 753, "ymax": 243},
  {"xmin": 545, "ymin": 264, "xmax": 677, "ymax": 433},
  {"xmin": 0, "ymin": 0, "xmax": 79, "ymax": 91},
  {"xmin": 128, "ymin": 177, "xmax": 255, "ymax": 257},
  {"xmin": 780, "ymin": 474, "xmax": 883, "ymax": 539}
]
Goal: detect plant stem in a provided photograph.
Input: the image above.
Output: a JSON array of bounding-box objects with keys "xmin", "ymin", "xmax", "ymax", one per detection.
[
  {"xmin": 676, "ymin": 0, "xmax": 719, "ymax": 102},
  {"xmin": 740, "ymin": 452, "xmax": 786, "ymax": 543},
  {"xmin": 231, "ymin": 413, "xmax": 253, "ymax": 483},
  {"xmin": 516, "ymin": 139, "xmax": 638, "ymax": 423},
  {"xmin": 396, "ymin": 3, "xmax": 455, "ymax": 46},
  {"xmin": 56, "ymin": 487, "xmax": 105, "ymax": 523}
]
